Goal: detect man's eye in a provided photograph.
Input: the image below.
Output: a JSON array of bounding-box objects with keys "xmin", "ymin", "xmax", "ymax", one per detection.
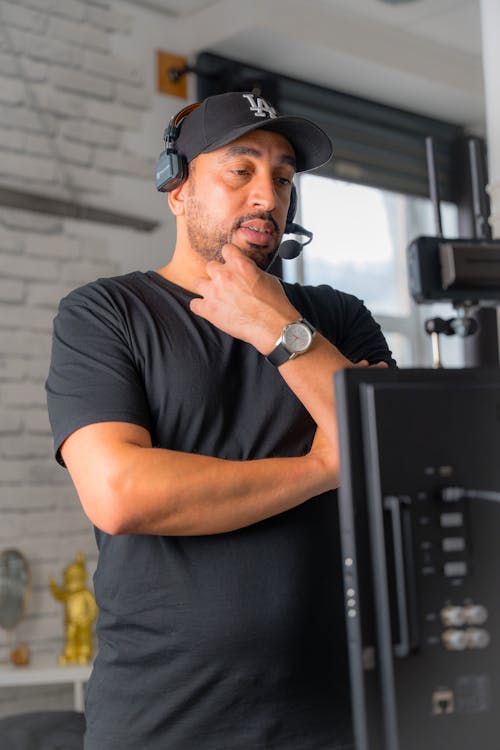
[
  {"xmin": 231, "ymin": 169, "xmax": 249, "ymax": 176},
  {"xmin": 276, "ymin": 176, "xmax": 291, "ymax": 185}
]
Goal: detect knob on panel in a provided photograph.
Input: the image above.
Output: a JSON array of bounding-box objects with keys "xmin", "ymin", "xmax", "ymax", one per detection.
[
  {"xmin": 463, "ymin": 604, "xmax": 488, "ymax": 625},
  {"xmin": 440, "ymin": 606, "xmax": 465, "ymax": 627},
  {"xmin": 442, "ymin": 628, "xmax": 468, "ymax": 651},
  {"xmin": 465, "ymin": 628, "xmax": 491, "ymax": 649}
]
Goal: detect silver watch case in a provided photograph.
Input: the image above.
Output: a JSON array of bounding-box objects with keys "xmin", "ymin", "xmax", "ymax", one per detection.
[
  {"xmin": 265, "ymin": 318, "xmax": 316, "ymax": 367},
  {"xmin": 280, "ymin": 319, "xmax": 315, "ymax": 356}
]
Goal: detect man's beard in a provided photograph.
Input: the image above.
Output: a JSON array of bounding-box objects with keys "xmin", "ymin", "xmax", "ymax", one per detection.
[{"xmin": 185, "ymin": 190, "xmax": 281, "ymax": 271}]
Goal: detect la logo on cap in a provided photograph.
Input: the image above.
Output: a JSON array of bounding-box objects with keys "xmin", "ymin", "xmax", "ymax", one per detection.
[{"xmin": 242, "ymin": 93, "xmax": 277, "ymax": 119}]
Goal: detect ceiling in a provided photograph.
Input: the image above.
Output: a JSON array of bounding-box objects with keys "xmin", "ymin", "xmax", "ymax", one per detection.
[
  {"xmin": 318, "ymin": 0, "xmax": 481, "ymax": 57},
  {"xmin": 126, "ymin": 0, "xmax": 484, "ymax": 131}
]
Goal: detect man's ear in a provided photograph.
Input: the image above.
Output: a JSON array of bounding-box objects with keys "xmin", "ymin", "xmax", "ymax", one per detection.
[{"xmin": 167, "ymin": 181, "xmax": 187, "ymax": 216}]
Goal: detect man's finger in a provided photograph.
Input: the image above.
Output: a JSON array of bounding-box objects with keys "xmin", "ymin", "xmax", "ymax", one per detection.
[
  {"xmin": 221, "ymin": 243, "xmax": 244, "ymax": 261},
  {"xmin": 352, "ymin": 359, "xmax": 389, "ymax": 369}
]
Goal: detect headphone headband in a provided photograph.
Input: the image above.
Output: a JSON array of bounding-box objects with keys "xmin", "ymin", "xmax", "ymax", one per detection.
[
  {"xmin": 164, "ymin": 102, "xmax": 201, "ymax": 150},
  {"xmin": 157, "ymin": 103, "xmax": 203, "ymax": 192}
]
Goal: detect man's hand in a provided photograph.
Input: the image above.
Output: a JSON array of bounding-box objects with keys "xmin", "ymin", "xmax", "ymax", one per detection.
[
  {"xmin": 353, "ymin": 359, "xmax": 389, "ymax": 369},
  {"xmin": 190, "ymin": 243, "xmax": 298, "ymax": 354}
]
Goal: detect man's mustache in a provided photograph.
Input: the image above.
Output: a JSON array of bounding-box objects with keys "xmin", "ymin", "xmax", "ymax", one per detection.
[{"xmin": 232, "ymin": 212, "xmax": 280, "ymax": 234}]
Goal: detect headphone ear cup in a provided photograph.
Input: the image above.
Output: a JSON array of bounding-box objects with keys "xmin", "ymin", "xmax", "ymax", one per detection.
[
  {"xmin": 285, "ymin": 184, "xmax": 297, "ymax": 231},
  {"xmin": 156, "ymin": 151, "xmax": 187, "ymax": 193}
]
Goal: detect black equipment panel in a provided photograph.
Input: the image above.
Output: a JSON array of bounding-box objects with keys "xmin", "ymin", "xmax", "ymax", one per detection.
[
  {"xmin": 407, "ymin": 236, "xmax": 500, "ymax": 305},
  {"xmin": 334, "ymin": 367, "xmax": 500, "ymax": 750}
]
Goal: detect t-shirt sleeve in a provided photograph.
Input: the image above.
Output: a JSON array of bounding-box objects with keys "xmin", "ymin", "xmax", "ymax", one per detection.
[
  {"xmin": 46, "ymin": 285, "xmax": 151, "ymax": 467},
  {"xmin": 293, "ymin": 283, "xmax": 397, "ymax": 367},
  {"xmin": 335, "ymin": 289, "xmax": 397, "ymax": 366}
]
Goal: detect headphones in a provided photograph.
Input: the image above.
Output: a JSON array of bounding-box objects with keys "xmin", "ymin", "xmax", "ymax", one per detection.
[
  {"xmin": 155, "ymin": 104, "xmax": 313, "ymax": 261},
  {"xmin": 156, "ymin": 103, "xmax": 200, "ymax": 194}
]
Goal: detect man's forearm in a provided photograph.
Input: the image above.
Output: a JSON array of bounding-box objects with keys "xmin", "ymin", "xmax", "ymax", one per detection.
[
  {"xmin": 62, "ymin": 423, "xmax": 337, "ymax": 536},
  {"xmin": 114, "ymin": 447, "xmax": 334, "ymax": 535},
  {"xmin": 269, "ymin": 333, "xmax": 351, "ymax": 447}
]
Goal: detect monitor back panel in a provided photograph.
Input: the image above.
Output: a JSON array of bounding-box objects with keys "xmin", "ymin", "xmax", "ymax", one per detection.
[{"xmin": 335, "ymin": 368, "xmax": 500, "ymax": 750}]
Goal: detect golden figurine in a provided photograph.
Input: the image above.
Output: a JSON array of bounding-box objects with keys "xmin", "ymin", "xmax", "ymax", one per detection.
[{"xmin": 49, "ymin": 552, "xmax": 98, "ymax": 665}]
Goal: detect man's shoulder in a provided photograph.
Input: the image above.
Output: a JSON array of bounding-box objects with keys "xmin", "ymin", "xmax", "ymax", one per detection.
[
  {"xmin": 282, "ymin": 281, "xmax": 364, "ymax": 316},
  {"xmin": 58, "ymin": 271, "xmax": 150, "ymax": 313}
]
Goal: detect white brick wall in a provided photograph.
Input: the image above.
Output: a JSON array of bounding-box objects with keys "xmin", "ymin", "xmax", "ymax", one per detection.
[
  {"xmin": 0, "ymin": 0, "xmax": 186, "ymax": 718},
  {"xmin": 1, "ymin": 1, "xmax": 48, "ymax": 34},
  {"xmin": 52, "ymin": 67, "xmax": 114, "ymax": 100},
  {"xmin": 0, "ymin": 75, "xmax": 26, "ymax": 105},
  {"xmin": 0, "ymin": 51, "xmax": 47, "ymax": 80},
  {"xmin": 0, "ymin": 187, "xmax": 108, "ymax": 684},
  {"xmin": 0, "ymin": 0, "xmax": 153, "ymax": 205}
]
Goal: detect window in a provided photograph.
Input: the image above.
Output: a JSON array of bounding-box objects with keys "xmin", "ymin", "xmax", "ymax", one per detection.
[{"xmin": 282, "ymin": 174, "xmax": 461, "ymax": 367}]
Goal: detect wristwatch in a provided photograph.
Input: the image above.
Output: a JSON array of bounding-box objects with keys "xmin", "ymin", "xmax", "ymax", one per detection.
[{"xmin": 265, "ymin": 318, "xmax": 316, "ymax": 367}]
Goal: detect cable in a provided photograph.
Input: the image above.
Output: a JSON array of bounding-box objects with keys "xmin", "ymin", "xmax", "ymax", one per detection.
[{"xmin": 441, "ymin": 486, "xmax": 500, "ymax": 503}]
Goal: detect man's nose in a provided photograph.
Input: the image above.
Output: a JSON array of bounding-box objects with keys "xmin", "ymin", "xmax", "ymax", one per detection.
[{"xmin": 248, "ymin": 174, "xmax": 276, "ymax": 212}]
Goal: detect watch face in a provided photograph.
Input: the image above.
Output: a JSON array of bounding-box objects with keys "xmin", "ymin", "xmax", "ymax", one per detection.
[{"xmin": 282, "ymin": 322, "xmax": 313, "ymax": 353}]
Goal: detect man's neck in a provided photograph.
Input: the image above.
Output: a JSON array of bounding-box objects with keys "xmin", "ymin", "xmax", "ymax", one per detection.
[{"xmin": 155, "ymin": 247, "xmax": 206, "ymax": 294}]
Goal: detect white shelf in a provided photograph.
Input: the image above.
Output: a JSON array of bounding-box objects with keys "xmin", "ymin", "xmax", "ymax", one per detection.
[{"xmin": 0, "ymin": 655, "xmax": 92, "ymax": 711}]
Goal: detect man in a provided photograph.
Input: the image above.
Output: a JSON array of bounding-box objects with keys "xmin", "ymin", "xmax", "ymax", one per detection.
[{"xmin": 46, "ymin": 91, "xmax": 394, "ymax": 749}]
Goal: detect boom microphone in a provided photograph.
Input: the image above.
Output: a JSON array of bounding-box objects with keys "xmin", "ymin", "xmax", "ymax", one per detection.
[{"xmin": 278, "ymin": 222, "xmax": 313, "ymax": 259}]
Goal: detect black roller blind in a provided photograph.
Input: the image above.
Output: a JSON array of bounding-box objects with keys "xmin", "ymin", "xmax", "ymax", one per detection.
[{"xmin": 195, "ymin": 51, "xmax": 466, "ymax": 203}]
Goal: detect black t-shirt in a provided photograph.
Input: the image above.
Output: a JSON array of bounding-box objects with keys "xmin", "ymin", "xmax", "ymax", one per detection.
[{"xmin": 46, "ymin": 271, "xmax": 394, "ymax": 750}]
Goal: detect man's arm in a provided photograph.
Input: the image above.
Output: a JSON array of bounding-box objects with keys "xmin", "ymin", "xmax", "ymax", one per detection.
[
  {"xmin": 61, "ymin": 421, "xmax": 337, "ymax": 536},
  {"xmin": 190, "ymin": 244, "xmax": 387, "ymax": 446}
]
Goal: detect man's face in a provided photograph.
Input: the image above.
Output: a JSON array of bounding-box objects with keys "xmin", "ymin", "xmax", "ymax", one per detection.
[{"xmin": 182, "ymin": 129, "xmax": 296, "ymax": 270}]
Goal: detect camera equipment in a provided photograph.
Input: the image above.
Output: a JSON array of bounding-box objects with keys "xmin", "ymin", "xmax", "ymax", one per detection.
[{"xmin": 407, "ymin": 138, "xmax": 500, "ymax": 367}]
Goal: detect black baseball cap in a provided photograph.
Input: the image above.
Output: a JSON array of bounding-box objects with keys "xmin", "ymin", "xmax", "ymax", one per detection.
[{"xmin": 175, "ymin": 91, "xmax": 333, "ymax": 173}]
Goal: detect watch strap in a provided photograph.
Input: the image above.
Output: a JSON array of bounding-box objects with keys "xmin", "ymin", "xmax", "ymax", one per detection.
[{"xmin": 266, "ymin": 343, "xmax": 295, "ymax": 367}]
